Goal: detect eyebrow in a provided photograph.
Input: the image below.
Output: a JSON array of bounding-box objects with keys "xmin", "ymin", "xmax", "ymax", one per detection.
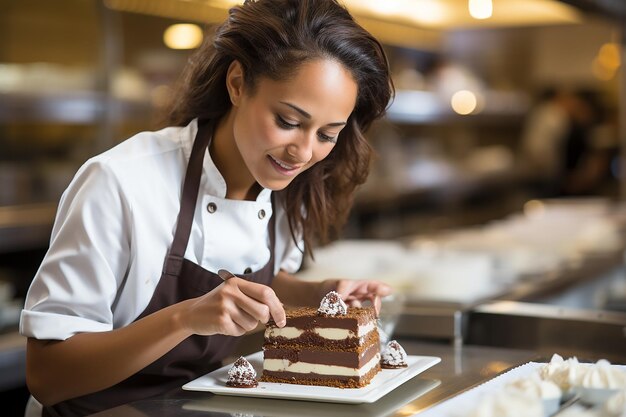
[{"xmin": 279, "ymin": 101, "xmax": 347, "ymax": 127}]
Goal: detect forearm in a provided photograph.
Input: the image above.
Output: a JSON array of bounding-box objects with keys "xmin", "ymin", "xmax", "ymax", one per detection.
[
  {"xmin": 271, "ymin": 270, "xmax": 328, "ymax": 307},
  {"xmin": 27, "ymin": 299, "xmax": 194, "ymax": 406}
]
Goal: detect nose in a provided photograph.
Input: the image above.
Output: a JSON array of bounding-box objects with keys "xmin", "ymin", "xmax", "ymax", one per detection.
[{"xmin": 287, "ymin": 131, "xmax": 314, "ymax": 164}]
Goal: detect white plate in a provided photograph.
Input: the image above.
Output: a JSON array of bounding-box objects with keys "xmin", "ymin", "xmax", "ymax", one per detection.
[
  {"xmin": 182, "ymin": 378, "xmax": 441, "ymax": 417},
  {"xmin": 183, "ymin": 351, "xmax": 441, "ymax": 404}
]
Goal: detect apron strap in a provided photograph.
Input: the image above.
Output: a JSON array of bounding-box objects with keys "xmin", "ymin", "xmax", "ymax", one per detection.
[{"xmin": 163, "ymin": 120, "xmax": 212, "ymax": 276}]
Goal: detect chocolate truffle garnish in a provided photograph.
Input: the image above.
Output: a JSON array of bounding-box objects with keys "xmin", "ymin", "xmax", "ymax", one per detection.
[
  {"xmin": 317, "ymin": 291, "xmax": 348, "ymax": 316},
  {"xmin": 381, "ymin": 340, "xmax": 408, "ymax": 369},
  {"xmin": 227, "ymin": 356, "xmax": 258, "ymax": 388}
]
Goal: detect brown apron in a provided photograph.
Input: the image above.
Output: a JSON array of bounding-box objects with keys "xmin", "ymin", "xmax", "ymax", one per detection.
[{"xmin": 44, "ymin": 121, "xmax": 276, "ymax": 416}]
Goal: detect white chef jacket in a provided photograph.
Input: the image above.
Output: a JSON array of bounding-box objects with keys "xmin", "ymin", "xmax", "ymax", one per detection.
[{"xmin": 20, "ymin": 119, "xmax": 304, "ymax": 341}]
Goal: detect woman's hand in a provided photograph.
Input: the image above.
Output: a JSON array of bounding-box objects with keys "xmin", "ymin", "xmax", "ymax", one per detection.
[
  {"xmin": 270, "ymin": 270, "xmax": 392, "ymax": 314},
  {"xmin": 26, "ymin": 278, "xmax": 286, "ymax": 406},
  {"xmin": 318, "ymin": 279, "xmax": 392, "ymax": 315},
  {"xmin": 181, "ymin": 277, "xmax": 286, "ymax": 336}
]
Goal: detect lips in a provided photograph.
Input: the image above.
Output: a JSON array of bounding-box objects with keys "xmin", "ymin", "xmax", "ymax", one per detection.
[{"xmin": 268, "ymin": 155, "xmax": 301, "ymax": 176}]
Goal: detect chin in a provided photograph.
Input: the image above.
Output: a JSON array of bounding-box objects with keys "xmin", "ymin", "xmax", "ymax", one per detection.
[{"xmin": 258, "ymin": 178, "xmax": 293, "ymax": 192}]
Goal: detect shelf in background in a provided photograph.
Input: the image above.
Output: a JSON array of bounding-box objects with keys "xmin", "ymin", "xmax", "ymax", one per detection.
[
  {"xmin": 0, "ymin": 203, "xmax": 57, "ymax": 253},
  {"xmin": 0, "ymin": 92, "xmax": 153, "ymax": 124},
  {"xmin": 354, "ymin": 166, "xmax": 532, "ymax": 215},
  {"xmin": 386, "ymin": 89, "xmax": 530, "ymax": 125}
]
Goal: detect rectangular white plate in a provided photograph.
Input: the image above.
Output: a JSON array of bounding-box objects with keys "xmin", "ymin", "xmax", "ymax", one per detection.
[
  {"xmin": 183, "ymin": 351, "xmax": 441, "ymax": 404},
  {"xmin": 182, "ymin": 378, "xmax": 441, "ymax": 417}
]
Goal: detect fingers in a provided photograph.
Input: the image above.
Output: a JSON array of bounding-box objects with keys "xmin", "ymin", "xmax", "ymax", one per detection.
[
  {"xmin": 187, "ymin": 278, "xmax": 286, "ymax": 337},
  {"xmin": 230, "ymin": 278, "xmax": 286, "ymax": 327},
  {"xmin": 344, "ymin": 296, "xmax": 362, "ymax": 308},
  {"xmin": 334, "ymin": 280, "xmax": 360, "ymax": 300},
  {"xmin": 370, "ymin": 281, "xmax": 393, "ymax": 297},
  {"xmin": 213, "ymin": 306, "xmax": 257, "ymax": 336},
  {"xmin": 228, "ymin": 307, "xmax": 261, "ymax": 335},
  {"xmin": 334, "ymin": 280, "xmax": 371, "ymax": 300},
  {"xmin": 372, "ymin": 294, "xmax": 382, "ymax": 316},
  {"xmin": 334, "ymin": 280, "xmax": 393, "ymax": 315}
]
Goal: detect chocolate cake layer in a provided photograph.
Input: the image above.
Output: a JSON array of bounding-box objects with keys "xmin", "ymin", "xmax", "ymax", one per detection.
[
  {"xmin": 263, "ymin": 340, "xmax": 380, "ymax": 368},
  {"xmin": 265, "ymin": 334, "xmax": 360, "ymax": 349},
  {"xmin": 260, "ymin": 361, "xmax": 381, "ymax": 388}
]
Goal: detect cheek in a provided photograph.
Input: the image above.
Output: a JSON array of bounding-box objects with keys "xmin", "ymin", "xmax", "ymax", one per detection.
[
  {"xmin": 317, "ymin": 146, "xmax": 334, "ymax": 161},
  {"xmin": 257, "ymin": 120, "xmax": 279, "ymax": 146},
  {"xmin": 309, "ymin": 144, "xmax": 335, "ymax": 167},
  {"xmin": 257, "ymin": 121, "xmax": 298, "ymax": 152},
  {"xmin": 244, "ymin": 110, "xmax": 281, "ymax": 147},
  {"xmin": 235, "ymin": 109, "xmax": 271, "ymax": 152}
]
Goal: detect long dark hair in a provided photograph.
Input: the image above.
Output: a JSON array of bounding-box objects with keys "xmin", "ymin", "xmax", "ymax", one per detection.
[{"xmin": 166, "ymin": 0, "xmax": 393, "ymax": 257}]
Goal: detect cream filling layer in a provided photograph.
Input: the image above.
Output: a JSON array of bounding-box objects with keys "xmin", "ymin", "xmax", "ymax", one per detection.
[
  {"xmin": 265, "ymin": 321, "xmax": 376, "ymax": 340},
  {"xmin": 263, "ymin": 353, "xmax": 381, "ymax": 377}
]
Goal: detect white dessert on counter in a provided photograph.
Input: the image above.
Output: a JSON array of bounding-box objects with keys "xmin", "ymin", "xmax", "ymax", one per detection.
[
  {"xmin": 538, "ymin": 354, "xmax": 626, "ymax": 407},
  {"xmin": 580, "ymin": 360, "xmax": 626, "ymax": 390},
  {"xmin": 505, "ymin": 372, "xmax": 562, "ymax": 415},
  {"xmin": 507, "ymin": 372, "xmax": 562, "ymax": 399},
  {"xmin": 420, "ymin": 354, "xmax": 626, "ymax": 417},
  {"xmin": 540, "ymin": 354, "xmax": 586, "ymax": 391},
  {"xmin": 468, "ymin": 390, "xmax": 544, "ymax": 417}
]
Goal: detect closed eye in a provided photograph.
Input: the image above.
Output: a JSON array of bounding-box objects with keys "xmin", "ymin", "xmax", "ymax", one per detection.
[
  {"xmin": 276, "ymin": 115, "xmax": 299, "ymax": 129},
  {"xmin": 317, "ymin": 132, "xmax": 337, "ymax": 143},
  {"xmin": 276, "ymin": 114, "xmax": 337, "ymax": 144}
]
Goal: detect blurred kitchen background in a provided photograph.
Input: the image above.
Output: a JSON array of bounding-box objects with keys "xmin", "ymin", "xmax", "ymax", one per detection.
[{"xmin": 0, "ymin": 0, "xmax": 625, "ymax": 415}]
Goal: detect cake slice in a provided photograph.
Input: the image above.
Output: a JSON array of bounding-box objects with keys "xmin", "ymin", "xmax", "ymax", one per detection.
[{"xmin": 260, "ymin": 291, "xmax": 381, "ymax": 388}]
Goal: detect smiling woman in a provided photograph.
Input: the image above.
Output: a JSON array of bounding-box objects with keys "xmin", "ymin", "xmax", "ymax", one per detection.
[
  {"xmin": 20, "ymin": 1, "xmax": 393, "ymax": 416},
  {"xmin": 168, "ymin": 0, "xmax": 394, "ymax": 252},
  {"xmin": 217, "ymin": 59, "xmax": 358, "ymax": 195}
]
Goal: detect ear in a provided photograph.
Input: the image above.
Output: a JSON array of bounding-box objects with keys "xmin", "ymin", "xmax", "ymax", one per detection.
[{"xmin": 226, "ymin": 60, "xmax": 245, "ymax": 106}]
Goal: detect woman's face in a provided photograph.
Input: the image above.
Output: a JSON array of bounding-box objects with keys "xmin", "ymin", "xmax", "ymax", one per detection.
[{"xmin": 230, "ymin": 58, "xmax": 358, "ymax": 191}]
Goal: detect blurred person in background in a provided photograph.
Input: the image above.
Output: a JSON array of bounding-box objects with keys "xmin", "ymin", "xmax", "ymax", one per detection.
[
  {"xmin": 521, "ymin": 88, "xmax": 617, "ymax": 197},
  {"xmin": 560, "ymin": 89, "xmax": 616, "ymax": 196}
]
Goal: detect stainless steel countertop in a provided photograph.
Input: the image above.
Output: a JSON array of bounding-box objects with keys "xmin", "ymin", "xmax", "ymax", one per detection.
[{"xmin": 89, "ymin": 340, "xmax": 540, "ymax": 417}]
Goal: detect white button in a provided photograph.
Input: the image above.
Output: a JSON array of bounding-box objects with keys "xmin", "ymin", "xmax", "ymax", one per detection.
[
  {"xmin": 258, "ymin": 209, "xmax": 266, "ymax": 219},
  {"xmin": 207, "ymin": 202, "xmax": 217, "ymax": 213}
]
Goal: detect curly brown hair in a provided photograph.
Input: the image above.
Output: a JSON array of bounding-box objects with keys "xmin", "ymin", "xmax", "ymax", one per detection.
[{"xmin": 166, "ymin": 0, "xmax": 393, "ymax": 257}]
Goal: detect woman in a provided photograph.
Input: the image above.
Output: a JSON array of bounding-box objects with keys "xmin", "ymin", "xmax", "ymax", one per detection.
[{"xmin": 21, "ymin": 0, "xmax": 394, "ymax": 415}]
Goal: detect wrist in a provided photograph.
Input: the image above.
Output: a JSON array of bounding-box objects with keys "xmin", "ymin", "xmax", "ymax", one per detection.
[{"xmin": 170, "ymin": 299, "xmax": 196, "ymax": 338}]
